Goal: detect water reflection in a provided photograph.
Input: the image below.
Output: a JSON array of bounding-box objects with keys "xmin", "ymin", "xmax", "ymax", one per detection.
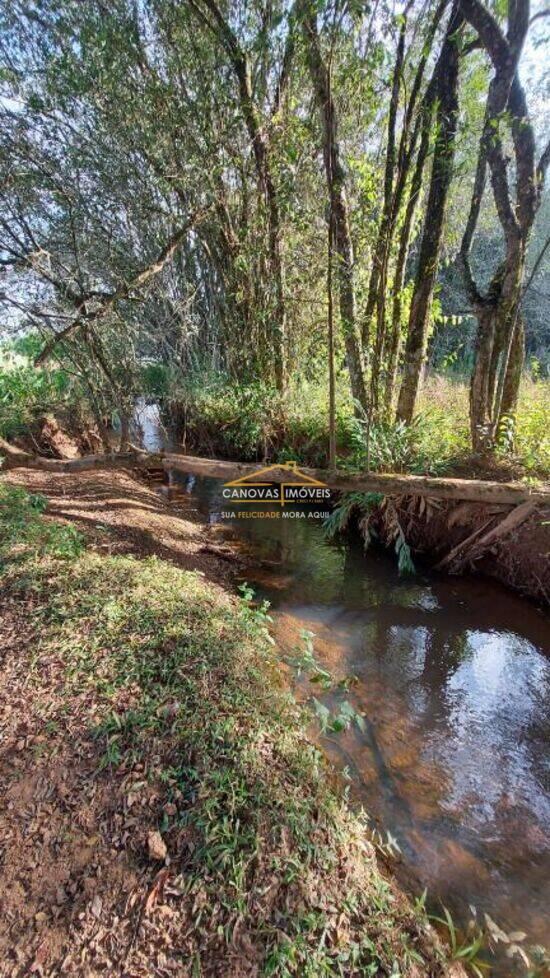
[{"xmin": 170, "ymin": 472, "xmax": 550, "ymax": 969}]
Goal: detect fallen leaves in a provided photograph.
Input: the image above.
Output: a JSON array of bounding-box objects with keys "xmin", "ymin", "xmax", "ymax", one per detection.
[
  {"xmin": 147, "ymin": 830, "xmax": 167, "ymax": 862},
  {"xmin": 144, "ymin": 868, "xmax": 171, "ymax": 914}
]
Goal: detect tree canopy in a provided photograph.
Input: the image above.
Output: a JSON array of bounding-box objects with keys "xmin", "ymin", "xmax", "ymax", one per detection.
[{"xmin": 1, "ymin": 0, "xmax": 549, "ymax": 456}]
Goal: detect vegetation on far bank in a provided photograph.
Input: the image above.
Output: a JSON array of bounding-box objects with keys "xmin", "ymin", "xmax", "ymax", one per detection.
[
  {"xmin": 2, "ymin": 341, "xmax": 549, "ymax": 481},
  {"xmin": 158, "ymin": 367, "xmax": 550, "ymax": 479},
  {"xmin": 0, "ymin": 481, "xmax": 464, "ymax": 977}
]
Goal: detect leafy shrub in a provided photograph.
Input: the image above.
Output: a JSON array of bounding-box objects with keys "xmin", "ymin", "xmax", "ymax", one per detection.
[
  {"xmin": 0, "ymin": 342, "xmax": 75, "ymax": 439},
  {"xmin": 347, "ymin": 412, "xmax": 456, "ymax": 476}
]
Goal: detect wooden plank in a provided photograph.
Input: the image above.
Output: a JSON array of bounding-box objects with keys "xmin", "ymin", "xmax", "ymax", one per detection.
[{"xmin": 161, "ymin": 453, "xmax": 550, "ymax": 506}]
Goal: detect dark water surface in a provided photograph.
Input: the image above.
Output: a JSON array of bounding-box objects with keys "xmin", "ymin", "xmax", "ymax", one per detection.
[{"xmin": 167, "ymin": 470, "xmax": 550, "ymax": 972}]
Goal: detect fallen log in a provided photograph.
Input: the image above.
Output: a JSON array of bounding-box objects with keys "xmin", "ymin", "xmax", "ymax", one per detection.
[
  {"xmin": 2, "ymin": 439, "xmax": 549, "ymax": 506},
  {"xmin": 162, "ymin": 453, "xmax": 550, "ymax": 506},
  {"xmin": 0, "ymin": 436, "xmax": 153, "ymax": 472}
]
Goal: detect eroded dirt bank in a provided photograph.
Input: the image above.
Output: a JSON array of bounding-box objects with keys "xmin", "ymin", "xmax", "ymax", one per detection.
[
  {"xmin": 391, "ymin": 494, "xmax": 550, "ymax": 604},
  {"xmin": 0, "ymin": 467, "xmax": 466, "ymax": 978}
]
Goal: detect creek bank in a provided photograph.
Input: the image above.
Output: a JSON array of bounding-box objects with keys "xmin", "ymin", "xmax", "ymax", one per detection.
[
  {"xmin": 160, "ymin": 453, "xmax": 550, "ymax": 605},
  {"xmin": 2, "ymin": 430, "xmax": 548, "ymax": 603},
  {"xmin": 0, "ymin": 468, "xmax": 466, "ymax": 978},
  {"xmin": 351, "ymin": 492, "xmax": 550, "ymax": 605},
  {"xmin": 392, "ymin": 495, "xmax": 550, "ymax": 604}
]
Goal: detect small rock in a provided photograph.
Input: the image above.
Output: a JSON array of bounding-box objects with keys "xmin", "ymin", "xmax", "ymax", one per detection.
[
  {"xmin": 91, "ymin": 894, "xmax": 103, "ymax": 919},
  {"xmin": 148, "ymin": 830, "xmax": 167, "ymax": 861},
  {"xmin": 163, "ymin": 802, "xmax": 177, "ymax": 817}
]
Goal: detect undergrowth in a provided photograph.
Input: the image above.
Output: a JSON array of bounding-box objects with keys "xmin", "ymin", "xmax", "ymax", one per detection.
[
  {"xmin": 153, "ymin": 367, "xmax": 549, "ymax": 479},
  {"xmin": 0, "ymin": 338, "xmax": 82, "ymax": 440},
  {"xmin": 0, "ymin": 482, "xmax": 451, "ymax": 977}
]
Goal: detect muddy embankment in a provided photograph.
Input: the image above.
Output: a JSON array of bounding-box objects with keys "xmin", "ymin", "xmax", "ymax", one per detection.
[{"xmin": 389, "ymin": 494, "xmax": 550, "ymax": 605}]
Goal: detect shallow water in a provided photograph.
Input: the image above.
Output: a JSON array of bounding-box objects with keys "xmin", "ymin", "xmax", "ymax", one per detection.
[{"xmin": 168, "ymin": 470, "xmax": 550, "ymax": 972}]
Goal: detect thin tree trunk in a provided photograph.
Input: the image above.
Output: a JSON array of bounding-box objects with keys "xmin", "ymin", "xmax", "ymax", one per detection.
[
  {"xmin": 469, "ymin": 306, "xmax": 498, "ymax": 449},
  {"xmin": 396, "ymin": 5, "xmax": 463, "ymax": 423},
  {"xmin": 193, "ymin": 0, "xmax": 287, "ymax": 391},
  {"xmin": 299, "ymin": 0, "xmax": 368, "ymax": 412},
  {"xmin": 384, "ymin": 106, "xmax": 432, "ymax": 416},
  {"xmin": 118, "ymin": 410, "xmax": 131, "ymax": 452},
  {"xmin": 499, "ymin": 313, "xmax": 525, "ymax": 423},
  {"xmin": 327, "ymin": 194, "xmax": 337, "ymax": 469},
  {"xmin": 362, "ymin": 16, "xmax": 407, "ymax": 356}
]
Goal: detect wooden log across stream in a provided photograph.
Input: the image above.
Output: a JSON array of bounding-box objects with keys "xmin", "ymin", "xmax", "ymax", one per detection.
[
  {"xmin": 2, "ymin": 437, "xmax": 548, "ymax": 506},
  {"xmin": 162, "ymin": 453, "xmax": 550, "ymax": 506}
]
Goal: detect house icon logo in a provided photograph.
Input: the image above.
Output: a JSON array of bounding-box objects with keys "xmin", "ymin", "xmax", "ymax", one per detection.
[{"xmin": 222, "ymin": 461, "xmax": 331, "ymax": 509}]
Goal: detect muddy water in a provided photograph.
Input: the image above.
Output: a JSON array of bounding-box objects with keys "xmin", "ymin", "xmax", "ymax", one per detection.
[{"xmin": 170, "ymin": 472, "xmax": 550, "ymax": 971}]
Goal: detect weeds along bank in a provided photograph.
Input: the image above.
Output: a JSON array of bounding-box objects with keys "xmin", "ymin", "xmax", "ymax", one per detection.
[
  {"xmin": 1, "ymin": 344, "xmax": 548, "ymax": 479},
  {"xmin": 0, "ymin": 482, "xmax": 466, "ymax": 978},
  {"xmin": 156, "ymin": 371, "xmax": 549, "ymax": 480}
]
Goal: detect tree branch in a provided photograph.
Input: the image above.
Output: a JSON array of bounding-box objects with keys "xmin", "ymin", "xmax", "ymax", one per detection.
[
  {"xmin": 523, "ymin": 233, "xmax": 550, "ymax": 296},
  {"xmin": 34, "ymin": 209, "xmax": 207, "ymax": 365}
]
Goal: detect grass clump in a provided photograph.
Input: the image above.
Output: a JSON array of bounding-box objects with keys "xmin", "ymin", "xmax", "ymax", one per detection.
[
  {"xmin": 0, "ymin": 481, "xmax": 448, "ymax": 977},
  {"xmin": 0, "ymin": 484, "xmax": 83, "ymax": 563}
]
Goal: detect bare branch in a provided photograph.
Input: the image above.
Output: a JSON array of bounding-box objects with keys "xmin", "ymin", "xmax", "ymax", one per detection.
[
  {"xmin": 34, "ymin": 208, "xmax": 208, "ymax": 365},
  {"xmin": 523, "ymin": 233, "xmax": 550, "ymax": 296}
]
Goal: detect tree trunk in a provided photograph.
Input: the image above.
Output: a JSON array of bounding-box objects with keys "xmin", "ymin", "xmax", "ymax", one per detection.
[
  {"xmin": 197, "ymin": 0, "xmax": 287, "ymax": 391},
  {"xmin": 499, "ymin": 312, "xmax": 525, "ymax": 432},
  {"xmin": 384, "ymin": 106, "xmax": 432, "ymax": 417},
  {"xmin": 118, "ymin": 410, "xmax": 131, "ymax": 452},
  {"xmin": 469, "ymin": 306, "xmax": 498, "ymax": 449},
  {"xmin": 396, "ymin": 6, "xmax": 463, "ymax": 423},
  {"xmin": 469, "ymin": 241, "xmax": 525, "ymax": 450},
  {"xmin": 457, "ymin": 1, "xmax": 549, "ymax": 454},
  {"xmin": 299, "ymin": 0, "xmax": 368, "ymax": 412}
]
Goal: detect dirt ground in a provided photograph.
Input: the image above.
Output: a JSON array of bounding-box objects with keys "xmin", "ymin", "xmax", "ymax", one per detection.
[
  {"xmin": 2, "ymin": 467, "xmax": 242, "ymax": 581},
  {"xmin": 0, "ymin": 468, "xmax": 249, "ymax": 977}
]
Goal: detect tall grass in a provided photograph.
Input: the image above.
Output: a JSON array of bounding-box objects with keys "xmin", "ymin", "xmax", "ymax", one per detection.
[{"xmin": 160, "ymin": 368, "xmax": 550, "ymax": 479}]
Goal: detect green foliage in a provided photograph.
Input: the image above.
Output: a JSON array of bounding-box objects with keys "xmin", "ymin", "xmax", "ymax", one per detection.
[
  {"xmin": 348, "ymin": 412, "xmax": 454, "ymax": 475},
  {"xmin": 0, "ymin": 339, "xmax": 87, "ymax": 440},
  {"xmin": 141, "ymin": 361, "xmax": 171, "ymax": 400},
  {"xmin": 513, "ymin": 378, "xmax": 550, "ymax": 474},
  {"xmin": 429, "ymin": 906, "xmax": 487, "ymax": 976},
  {"xmin": 0, "ymin": 484, "xmax": 83, "ymax": 562},
  {"xmin": 324, "ymin": 492, "xmax": 415, "ymax": 576},
  {"xmin": 161, "ymin": 368, "xmax": 548, "ymax": 478},
  {"xmin": 165, "ymin": 370, "xmax": 357, "ymax": 466},
  {"xmin": 312, "ymin": 698, "xmax": 366, "ymax": 735},
  {"xmin": 323, "ymin": 492, "xmax": 382, "ymax": 541}
]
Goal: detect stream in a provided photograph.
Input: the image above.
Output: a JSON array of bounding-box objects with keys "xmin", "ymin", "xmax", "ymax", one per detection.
[
  {"xmin": 163, "ymin": 467, "xmax": 550, "ymax": 974},
  {"xmin": 131, "ymin": 384, "xmax": 550, "ymax": 975}
]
